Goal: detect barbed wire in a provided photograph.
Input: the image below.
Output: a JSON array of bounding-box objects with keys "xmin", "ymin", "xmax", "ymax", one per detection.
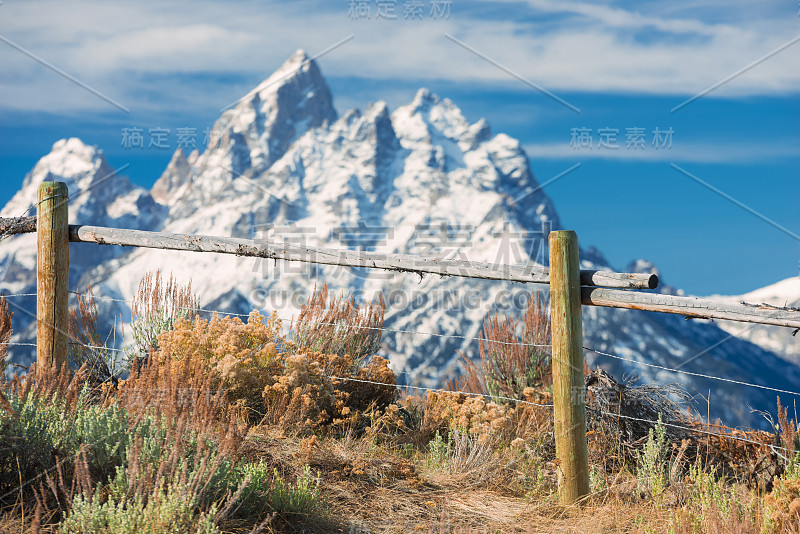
[
  {"xmin": 3, "ymin": 291, "xmax": 797, "ymax": 405},
  {"xmin": 322, "ymin": 372, "xmax": 555, "ymax": 409},
  {"xmin": 69, "ymin": 343, "xmax": 125, "ymax": 353},
  {"xmin": 585, "ymin": 345, "xmax": 800, "ymax": 399},
  {"xmin": 328, "ymin": 375, "xmax": 793, "ymax": 451},
  {"xmin": 0, "ymin": 341, "xmax": 124, "ymax": 353},
  {"xmin": 59, "ymin": 290, "xmax": 551, "ymax": 348},
  {"xmin": 0, "ymin": 194, "xmax": 68, "ymax": 243},
  {"xmin": 1, "ymin": 341, "xmax": 788, "ymax": 452},
  {"xmin": 596, "ymin": 409, "xmax": 791, "ymax": 453}
]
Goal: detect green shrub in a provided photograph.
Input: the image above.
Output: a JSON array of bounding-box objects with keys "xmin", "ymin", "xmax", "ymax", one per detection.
[
  {"xmin": 589, "ymin": 465, "xmax": 607, "ymax": 494},
  {"xmin": 59, "ymin": 481, "xmax": 219, "ymax": 534},
  {"xmin": 670, "ymin": 463, "xmax": 755, "ymax": 533},
  {"xmin": 636, "ymin": 415, "xmax": 669, "ymax": 501},
  {"xmin": 123, "ymin": 271, "xmax": 198, "ymax": 368},
  {"xmin": 59, "ymin": 411, "xmax": 237, "ymax": 533},
  {"xmin": 426, "ymin": 430, "xmax": 452, "ymax": 471},
  {"xmin": 268, "ymin": 465, "xmax": 326, "ymax": 517},
  {"xmin": 212, "ymin": 460, "xmax": 327, "ymax": 521},
  {"xmin": 0, "ymin": 383, "xmax": 129, "ymax": 492}
]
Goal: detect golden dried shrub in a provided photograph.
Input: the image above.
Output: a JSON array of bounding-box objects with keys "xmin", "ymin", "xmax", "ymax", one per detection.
[
  {"xmin": 422, "ymin": 390, "xmax": 513, "ymax": 438},
  {"xmin": 155, "ymin": 310, "xmax": 284, "ymax": 418},
  {"xmin": 155, "ymin": 310, "xmax": 398, "ymax": 432},
  {"xmin": 263, "ymin": 351, "xmax": 397, "ymax": 432},
  {"xmin": 764, "ymin": 476, "xmax": 800, "ymax": 533}
]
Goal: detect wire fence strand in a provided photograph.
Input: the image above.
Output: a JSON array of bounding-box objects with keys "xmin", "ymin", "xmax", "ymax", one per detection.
[
  {"xmin": 323, "ymin": 373, "xmax": 555, "ymax": 409},
  {"xmin": 585, "ymin": 345, "xmax": 800, "ymax": 399},
  {"xmin": 0, "ymin": 194, "xmax": 68, "ymax": 243},
  {"xmin": 60, "ymin": 290, "xmax": 552, "ymax": 348},
  {"xmin": 595, "ymin": 409, "xmax": 790, "ymax": 453}
]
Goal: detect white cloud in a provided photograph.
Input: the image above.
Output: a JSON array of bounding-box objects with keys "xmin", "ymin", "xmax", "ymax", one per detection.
[
  {"xmin": 523, "ymin": 140, "xmax": 800, "ymax": 163},
  {"xmin": 0, "ymin": 0, "xmax": 798, "ymax": 114},
  {"xmin": 504, "ymin": 0, "xmax": 736, "ymax": 36}
]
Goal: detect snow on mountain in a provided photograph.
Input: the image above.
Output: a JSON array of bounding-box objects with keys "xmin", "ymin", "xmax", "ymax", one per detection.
[
  {"xmin": 0, "ymin": 137, "xmax": 166, "ymax": 355},
  {"xmin": 1, "ymin": 52, "xmax": 797, "ymax": 429},
  {"xmin": 705, "ymin": 278, "xmax": 800, "ymax": 367}
]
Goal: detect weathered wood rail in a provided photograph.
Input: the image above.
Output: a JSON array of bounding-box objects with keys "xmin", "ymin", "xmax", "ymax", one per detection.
[
  {"xmin": 4, "ymin": 216, "xmax": 656, "ymax": 289},
  {"xmin": 69, "ymin": 224, "xmax": 657, "ymax": 288},
  {"xmin": 582, "ymin": 287, "xmax": 800, "ymax": 328},
  {"xmin": 63, "ymin": 225, "xmax": 800, "ymax": 328}
]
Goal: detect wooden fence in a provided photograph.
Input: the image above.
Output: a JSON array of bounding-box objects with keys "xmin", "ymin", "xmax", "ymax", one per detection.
[{"xmin": 4, "ymin": 181, "xmax": 800, "ymax": 504}]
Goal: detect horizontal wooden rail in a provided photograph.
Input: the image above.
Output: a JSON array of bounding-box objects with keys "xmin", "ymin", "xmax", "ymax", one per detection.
[
  {"xmin": 0, "ymin": 216, "xmax": 37, "ymax": 236},
  {"xmin": 63, "ymin": 224, "xmax": 657, "ymax": 289},
  {"xmin": 582, "ymin": 287, "xmax": 800, "ymax": 329}
]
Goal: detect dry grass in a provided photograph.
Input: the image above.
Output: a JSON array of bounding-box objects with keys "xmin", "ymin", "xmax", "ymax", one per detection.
[
  {"xmin": 0, "ymin": 296, "xmax": 16, "ymax": 418},
  {"xmin": 0, "ymin": 295, "xmax": 12, "ymax": 365},
  {"xmin": 117, "ymin": 341, "xmax": 247, "ymax": 447},
  {"xmin": 458, "ymin": 293, "xmax": 551, "ymax": 402},
  {"xmin": 68, "ymin": 288, "xmax": 123, "ymax": 384},
  {"xmin": 5, "ymin": 279, "xmax": 800, "ymax": 533},
  {"xmin": 125, "ymin": 270, "xmax": 198, "ymax": 368},
  {"xmin": 290, "ymin": 283, "xmax": 385, "ymax": 365},
  {"xmin": 131, "ymin": 270, "xmax": 198, "ymax": 329}
]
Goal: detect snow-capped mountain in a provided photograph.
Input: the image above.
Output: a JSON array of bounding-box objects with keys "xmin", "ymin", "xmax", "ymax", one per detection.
[
  {"xmin": 1, "ymin": 51, "xmax": 797, "ymax": 429},
  {"xmin": 707, "ymin": 278, "xmax": 800, "ymax": 367}
]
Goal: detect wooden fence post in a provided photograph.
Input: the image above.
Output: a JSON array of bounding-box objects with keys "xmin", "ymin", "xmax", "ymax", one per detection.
[
  {"xmin": 37, "ymin": 182, "xmax": 69, "ymax": 372},
  {"xmin": 549, "ymin": 230, "xmax": 589, "ymax": 504}
]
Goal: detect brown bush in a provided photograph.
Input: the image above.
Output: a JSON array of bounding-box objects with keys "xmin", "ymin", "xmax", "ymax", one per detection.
[
  {"xmin": 290, "ymin": 284, "xmax": 385, "ymax": 365},
  {"xmin": 262, "ymin": 351, "xmax": 397, "ymax": 432},
  {"xmin": 154, "ymin": 310, "xmax": 283, "ymax": 421},
  {"xmin": 764, "ymin": 476, "xmax": 800, "ymax": 533},
  {"xmin": 0, "ymin": 295, "xmax": 11, "ymax": 365},
  {"xmin": 418, "ymin": 390, "xmax": 513, "ymax": 438},
  {"xmin": 458, "ymin": 293, "xmax": 551, "ymax": 402},
  {"xmin": 126, "ymin": 270, "xmax": 198, "ymax": 367},
  {"xmin": 68, "ymin": 288, "xmax": 121, "ymax": 384},
  {"xmin": 117, "ymin": 334, "xmax": 248, "ymax": 451},
  {"xmin": 154, "ymin": 309, "xmax": 397, "ymax": 433}
]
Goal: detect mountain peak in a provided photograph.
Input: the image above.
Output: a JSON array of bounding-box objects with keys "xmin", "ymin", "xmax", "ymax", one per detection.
[
  {"xmin": 1, "ymin": 136, "xmax": 168, "ymax": 232},
  {"xmin": 20, "ymin": 137, "xmax": 107, "ymax": 193},
  {"xmin": 204, "ymin": 50, "xmax": 337, "ymax": 171},
  {"xmin": 251, "ymin": 49, "xmax": 318, "ymax": 99},
  {"xmin": 408, "ymin": 88, "xmax": 444, "ymax": 114},
  {"xmin": 394, "ymin": 88, "xmax": 479, "ymax": 146},
  {"xmin": 286, "ymin": 48, "xmax": 310, "ymax": 66},
  {"xmin": 51, "ymin": 137, "xmax": 100, "ymax": 159}
]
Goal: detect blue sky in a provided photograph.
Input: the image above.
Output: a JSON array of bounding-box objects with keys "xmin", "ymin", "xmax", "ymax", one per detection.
[{"xmin": 1, "ymin": 0, "xmax": 798, "ymax": 296}]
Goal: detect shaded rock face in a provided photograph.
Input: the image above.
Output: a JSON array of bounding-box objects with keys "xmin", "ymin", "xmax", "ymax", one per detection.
[{"xmin": 1, "ymin": 51, "xmax": 796, "ymax": 430}]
